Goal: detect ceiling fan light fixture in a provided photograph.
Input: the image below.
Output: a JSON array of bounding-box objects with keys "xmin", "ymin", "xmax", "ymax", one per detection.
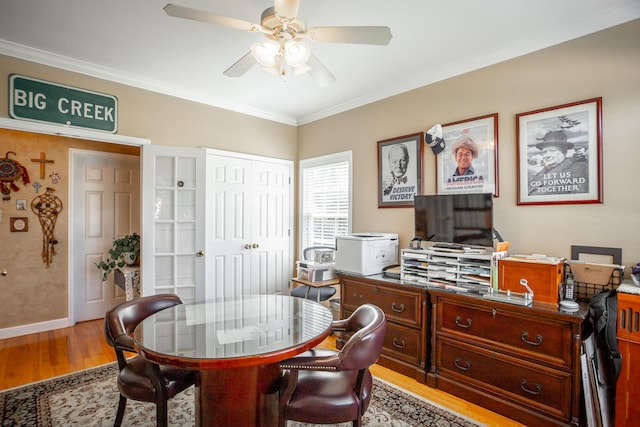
[
  {"xmin": 283, "ymin": 40, "xmax": 310, "ymax": 67},
  {"xmin": 251, "ymin": 40, "xmax": 280, "ymax": 67}
]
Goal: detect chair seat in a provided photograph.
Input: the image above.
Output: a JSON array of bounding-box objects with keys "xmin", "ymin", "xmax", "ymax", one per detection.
[
  {"xmin": 291, "ymin": 285, "xmax": 337, "ymax": 301},
  {"xmin": 284, "ymin": 369, "xmax": 373, "ymax": 424},
  {"xmin": 117, "ymin": 355, "xmax": 195, "ymax": 402}
]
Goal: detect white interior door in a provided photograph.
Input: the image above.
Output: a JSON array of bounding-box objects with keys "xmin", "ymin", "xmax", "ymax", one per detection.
[
  {"xmin": 250, "ymin": 160, "xmax": 291, "ymax": 295},
  {"xmin": 141, "ymin": 145, "xmax": 206, "ymax": 304},
  {"xmin": 206, "ymin": 154, "xmax": 253, "ymax": 300},
  {"xmin": 71, "ymin": 150, "xmax": 140, "ymax": 322},
  {"xmin": 206, "ymin": 150, "xmax": 292, "ymax": 301}
]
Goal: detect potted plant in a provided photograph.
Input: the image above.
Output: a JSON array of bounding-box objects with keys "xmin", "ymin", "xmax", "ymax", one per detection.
[{"xmin": 95, "ymin": 233, "xmax": 141, "ymax": 281}]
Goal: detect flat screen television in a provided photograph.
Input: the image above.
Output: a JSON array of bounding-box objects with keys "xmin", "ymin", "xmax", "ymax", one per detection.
[{"xmin": 414, "ymin": 193, "xmax": 494, "ymax": 248}]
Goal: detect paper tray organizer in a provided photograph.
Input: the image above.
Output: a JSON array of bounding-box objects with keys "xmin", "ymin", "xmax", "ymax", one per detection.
[{"xmin": 564, "ymin": 261, "xmax": 624, "ymax": 302}]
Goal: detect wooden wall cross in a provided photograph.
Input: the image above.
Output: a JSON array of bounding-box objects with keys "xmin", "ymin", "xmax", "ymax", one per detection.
[{"xmin": 31, "ymin": 152, "xmax": 54, "ymax": 179}]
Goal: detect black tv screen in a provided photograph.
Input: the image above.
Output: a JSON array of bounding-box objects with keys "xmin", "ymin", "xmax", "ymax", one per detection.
[{"xmin": 414, "ymin": 194, "xmax": 494, "ymax": 247}]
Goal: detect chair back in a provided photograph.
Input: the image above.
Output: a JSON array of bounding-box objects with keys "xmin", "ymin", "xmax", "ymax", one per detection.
[
  {"xmin": 104, "ymin": 294, "xmax": 183, "ymax": 366},
  {"xmin": 338, "ymin": 304, "xmax": 387, "ymax": 371}
]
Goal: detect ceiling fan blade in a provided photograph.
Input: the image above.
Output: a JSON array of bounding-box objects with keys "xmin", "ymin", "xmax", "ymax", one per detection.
[
  {"xmin": 164, "ymin": 4, "xmax": 261, "ymax": 33},
  {"xmin": 307, "ymin": 26, "xmax": 392, "ymax": 45},
  {"xmin": 273, "ymin": 0, "xmax": 300, "ymax": 21},
  {"xmin": 306, "ymin": 54, "xmax": 336, "ymax": 87},
  {"xmin": 223, "ymin": 52, "xmax": 257, "ymax": 77}
]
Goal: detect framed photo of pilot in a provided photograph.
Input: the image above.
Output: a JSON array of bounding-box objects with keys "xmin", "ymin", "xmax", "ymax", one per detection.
[
  {"xmin": 516, "ymin": 97, "xmax": 602, "ymax": 205},
  {"xmin": 437, "ymin": 113, "xmax": 498, "ymax": 196},
  {"xmin": 378, "ymin": 132, "xmax": 423, "ymax": 208}
]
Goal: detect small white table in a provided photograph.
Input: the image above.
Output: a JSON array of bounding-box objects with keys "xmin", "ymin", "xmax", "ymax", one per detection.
[{"xmin": 114, "ymin": 265, "xmax": 140, "ymax": 301}]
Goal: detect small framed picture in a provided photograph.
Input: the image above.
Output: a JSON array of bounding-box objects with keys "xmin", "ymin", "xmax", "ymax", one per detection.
[
  {"xmin": 10, "ymin": 217, "xmax": 28, "ymax": 232},
  {"xmin": 378, "ymin": 133, "xmax": 423, "ymax": 208},
  {"xmin": 16, "ymin": 199, "xmax": 27, "ymax": 210},
  {"xmin": 437, "ymin": 113, "xmax": 498, "ymax": 196},
  {"xmin": 516, "ymin": 98, "xmax": 602, "ymax": 205}
]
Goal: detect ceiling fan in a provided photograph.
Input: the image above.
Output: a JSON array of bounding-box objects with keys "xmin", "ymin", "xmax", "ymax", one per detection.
[{"xmin": 164, "ymin": 0, "xmax": 392, "ymax": 86}]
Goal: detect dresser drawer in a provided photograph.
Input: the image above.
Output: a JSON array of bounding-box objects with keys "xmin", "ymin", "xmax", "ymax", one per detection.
[
  {"xmin": 437, "ymin": 298, "xmax": 573, "ymax": 369},
  {"xmin": 437, "ymin": 338, "xmax": 572, "ymax": 420},
  {"xmin": 342, "ymin": 278, "xmax": 422, "ymax": 327},
  {"xmin": 382, "ymin": 320, "xmax": 422, "ymax": 364}
]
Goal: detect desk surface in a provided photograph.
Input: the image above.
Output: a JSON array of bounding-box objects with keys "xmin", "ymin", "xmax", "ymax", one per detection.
[
  {"xmin": 291, "ymin": 276, "xmax": 340, "ymax": 288},
  {"xmin": 133, "ymin": 294, "xmax": 334, "ymax": 370}
]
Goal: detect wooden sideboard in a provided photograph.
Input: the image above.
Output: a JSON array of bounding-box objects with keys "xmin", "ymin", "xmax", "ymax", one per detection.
[
  {"xmin": 337, "ymin": 272, "xmax": 591, "ymax": 426},
  {"xmin": 428, "ymin": 288, "xmax": 588, "ymax": 427},
  {"xmin": 338, "ymin": 273, "xmax": 429, "ymax": 383}
]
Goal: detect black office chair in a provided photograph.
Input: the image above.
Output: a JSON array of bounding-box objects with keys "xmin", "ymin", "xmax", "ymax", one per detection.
[{"xmin": 291, "ymin": 246, "xmax": 337, "ymax": 301}]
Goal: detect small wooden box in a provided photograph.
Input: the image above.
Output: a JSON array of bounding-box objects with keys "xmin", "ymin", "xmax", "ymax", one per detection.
[{"xmin": 498, "ymin": 256, "xmax": 565, "ymax": 305}]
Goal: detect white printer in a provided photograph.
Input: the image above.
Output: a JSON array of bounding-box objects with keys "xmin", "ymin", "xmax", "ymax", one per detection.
[{"xmin": 335, "ymin": 233, "xmax": 399, "ymax": 276}]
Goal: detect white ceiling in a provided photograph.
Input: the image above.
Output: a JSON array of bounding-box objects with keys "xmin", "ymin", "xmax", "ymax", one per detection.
[{"xmin": 0, "ymin": 0, "xmax": 639, "ymax": 126}]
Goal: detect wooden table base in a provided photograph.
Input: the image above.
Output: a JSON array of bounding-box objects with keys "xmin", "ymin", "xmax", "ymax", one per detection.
[{"xmin": 195, "ymin": 363, "xmax": 281, "ymax": 426}]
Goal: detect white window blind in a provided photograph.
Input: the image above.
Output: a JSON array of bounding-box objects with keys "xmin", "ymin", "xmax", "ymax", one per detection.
[{"xmin": 300, "ymin": 151, "xmax": 352, "ymax": 254}]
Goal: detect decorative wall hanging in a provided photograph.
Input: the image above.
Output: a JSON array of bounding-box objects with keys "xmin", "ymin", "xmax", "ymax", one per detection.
[
  {"xmin": 0, "ymin": 151, "xmax": 31, "ymax": 200},
  {"xmin": 49, "ymin": 171, "xmax": 61, "ymax": 184},
  {"xmin": 31, "ymin": 152, "xmax": 54, "ymax": 179},
  {"xmin": 516, "ymin": 98, "xmax": 602, "ymax": 205},
  {"xmin": 31, "ymin": 187, "xmax": 63, "ymax": 267},
  {"xmin": 377, "ymin": 132, "xmax": 424, "ymax": 208},
  {"xmin": 437, "ymin": 113, "xmax": 498, "ymax": 196}
]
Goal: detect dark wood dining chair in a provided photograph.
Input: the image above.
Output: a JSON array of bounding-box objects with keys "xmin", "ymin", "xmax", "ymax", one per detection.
[
  {"xmin": 278, "ymin": 303, "xmax": 387, "ymax": 426},
  {"xmin": 290, "ymin": 246, "xmax": 337, "ymax": 301},
  {"xmin": 104, "ymin": 294, "xmax": 196, "ymax": 427}
]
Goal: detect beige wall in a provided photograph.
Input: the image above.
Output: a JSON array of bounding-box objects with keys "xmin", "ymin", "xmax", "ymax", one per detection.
[
  {"xmin": 0, "ymin": 19, "xmax": 638, "ymax": 332},
  {"xmin": 0, "ymin": 55, "xmax": 298, "ymax": 158},
  {"xmin": 0, "ymin": 130, "xmax": 139, "ymax": 328},
  {"xmin": 298, "ymin": 19, "xmax": 640, "ymax": 269},
  {"xmin": 0, "ymin": 56, "xmax": 296, "ymax": 331}
]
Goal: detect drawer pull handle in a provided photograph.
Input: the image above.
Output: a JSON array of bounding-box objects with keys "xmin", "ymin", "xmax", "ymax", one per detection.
[
  {"xmin": 391, "ymin": 303, "xmax": 405, "ymax": 313},
  {"xmin": 455, "ymin": 316, "xmax": 472, "ymax": 328},
  {"xmin": 520, "ymin": 379, "xmax": 542, "ymax": 395},
  {"xmin": 521, "ymin": 331, "xmax": 543, "ymax": 346},
  {"xmin": 392, "ymin": 338, "xmax": 406, "ymax": 349},
  {"xmin": 454, "ymin": 358, "xmax": 471, "ymax": 371}
]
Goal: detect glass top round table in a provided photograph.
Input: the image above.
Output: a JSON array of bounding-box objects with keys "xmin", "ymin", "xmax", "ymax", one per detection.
[{"xmin": 133, "ymin": 294, "xmax": 334, "ymax": 426}]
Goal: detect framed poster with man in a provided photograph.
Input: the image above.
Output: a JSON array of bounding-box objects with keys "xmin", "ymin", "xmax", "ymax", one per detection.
[
  {"xmin": 437, "ymin": 113, "xmax": 498, "ymax": 196},
  {"xmin": 378, "ymin": 132, "xmax": 423, "ymax": 208},
  {"xmin": 516, "ymin": 98, "xmax": 602, "ymax": 205}
]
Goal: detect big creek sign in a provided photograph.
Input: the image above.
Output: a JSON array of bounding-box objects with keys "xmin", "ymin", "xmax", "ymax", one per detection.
[{"xmin": 9, "ymin": 74, "xmax": 118, "ymax": 133}]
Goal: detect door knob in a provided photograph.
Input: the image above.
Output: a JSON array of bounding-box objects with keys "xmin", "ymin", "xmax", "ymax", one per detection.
[
  {"xmin": 252, "ymin": 243, "xmax": 259, "ymax": 249},
  {"xmin": 196, "ymin": 250, "xmax": 204, "ymax": 257},
  {"xmin": 1, "ymin": 268, "xmax": 7, "ymax": 276},
  {"xmin": 245, "ymin": 244, "xmax": 251, "ymax": 249}
]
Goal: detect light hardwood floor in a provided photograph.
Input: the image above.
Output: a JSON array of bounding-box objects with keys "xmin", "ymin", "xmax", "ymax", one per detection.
[{"xmin": 0, "ymin": 319, "xmax": 524, "ymax": 426}]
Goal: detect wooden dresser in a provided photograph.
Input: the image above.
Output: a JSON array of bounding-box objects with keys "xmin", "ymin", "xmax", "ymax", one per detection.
[
  {"xmin": 427, "ymin": 288, "xmax": 588, "ymax": 427},
  {"xmin": 338, "ymin": 273, "xmax": 429, "ymax": 383}
]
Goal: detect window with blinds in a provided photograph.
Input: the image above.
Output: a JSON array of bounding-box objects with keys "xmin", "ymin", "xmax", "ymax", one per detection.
[{"xmin": 299, "ymin": 151, "xmax": 352, "ymax": 255}]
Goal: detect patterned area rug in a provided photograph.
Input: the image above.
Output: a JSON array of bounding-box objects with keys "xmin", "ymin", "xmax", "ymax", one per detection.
[{"xmin": 0, "ymin": 363, "xmax": 483, "ymax": 426}]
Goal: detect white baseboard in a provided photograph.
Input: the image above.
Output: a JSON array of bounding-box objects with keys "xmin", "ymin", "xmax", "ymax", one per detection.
[{"xmin": 0, "ymin": 318, "xmax": 73, "ymax": 340}]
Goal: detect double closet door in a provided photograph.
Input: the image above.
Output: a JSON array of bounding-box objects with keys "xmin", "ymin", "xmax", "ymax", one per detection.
[{"xmin": 142, "ymin": 146, "xmax": 292, "ymax": 303}]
